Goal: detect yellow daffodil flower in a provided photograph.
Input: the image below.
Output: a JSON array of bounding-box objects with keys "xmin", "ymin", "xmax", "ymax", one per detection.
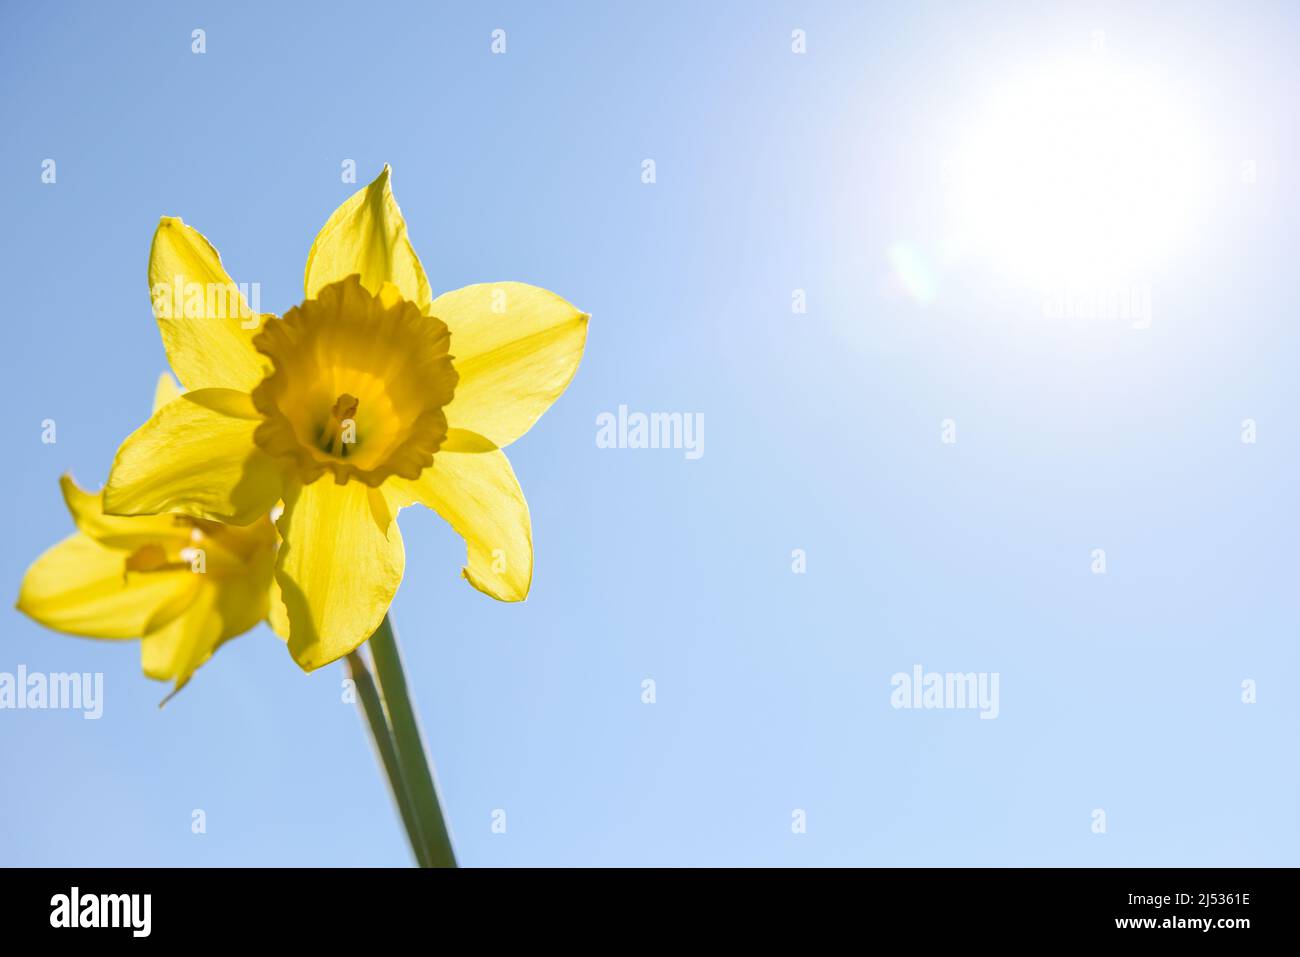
[
  {"xmin": 102, "ymin": 166, "xmax": 588, "ymax": 671},
  {"xmin": 17, "ymin": 374, "xmax": 282, "ymax": 700}
]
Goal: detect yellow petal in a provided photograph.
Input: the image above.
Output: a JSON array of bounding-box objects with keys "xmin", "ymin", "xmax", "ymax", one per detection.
[
  {"xmin": 60, "ymin": 475, "xmax": 188, "ymax": 550},
  {"xmin": 266, "ymin": 574, "xmax": 291, "ymax": 641},
  {"xmin": 149, "ymin": 217, "xmax": 271, "ymax": 392},
  {"xmin": 385, "ymin": 445, "xmax": 532, "ymax": 601},
  {"xmin": 303, "ymin": 165, "xmax": 432, "ymax": 312},
  {"xmin": 145, "ymin": 562, "xmax": 271, "ymax": 698},
  {"xmin": 207, "ymin": 534, "xmax": 276, "ymax": 642},
  {"xmin": 275, "ymin": 479, "xmax": 404, "ymax": 670},
  {"xmin": 141, "ymin": 585, "xmax": 219, "ymax": 687},
  {"xmin": 17, "ymin": 532, "xmax": 198, "ymax": 639},
  {"xmin": 153, "ymin": 371, "xmax": 184, "ymax": 412},
  {"xmin": 104, "ymin": 389, "xmax": 283, "ymax": 525},
  {"xmin": 141, "ymin": 590, "xmax": 215, "ymax": 702},
  {"xmin": 435, "ymin": 282, "xmax": 588, "ymax": 448}
]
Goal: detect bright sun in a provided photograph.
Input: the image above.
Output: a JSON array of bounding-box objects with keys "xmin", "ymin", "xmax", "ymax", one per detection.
[{"xmin": 948, "ymin": 56, "xmax": 1208, "ymax": 288}]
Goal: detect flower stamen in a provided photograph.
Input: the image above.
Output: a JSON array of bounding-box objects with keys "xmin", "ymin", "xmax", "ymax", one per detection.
[{"xmin": 319, "ymin": 392, "xmax": 360, "ymax": 458}]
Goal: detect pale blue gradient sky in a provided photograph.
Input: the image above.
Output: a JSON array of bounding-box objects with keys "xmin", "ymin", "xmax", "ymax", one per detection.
[{"xmin": 2, "ymin": 0, "xmax": 1297, "ymax": 866}]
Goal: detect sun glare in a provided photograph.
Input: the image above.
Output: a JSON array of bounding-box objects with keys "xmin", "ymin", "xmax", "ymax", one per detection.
[{"xmin": 948, "ymin": 56, "xmax": 1208, "ymax": 289}]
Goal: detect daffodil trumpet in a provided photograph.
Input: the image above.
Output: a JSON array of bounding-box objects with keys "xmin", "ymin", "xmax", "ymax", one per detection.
[{"xmin": 88, "ymin": 166, "xmax": 588, "ymax": 866}]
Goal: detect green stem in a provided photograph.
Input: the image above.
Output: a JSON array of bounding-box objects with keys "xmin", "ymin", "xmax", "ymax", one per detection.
[
  {"xmin": 368, "ymin": 614, "xmax": 458, "ymax": 868},
  {"xmin": 346, "ymin": 650, "xmax": 431, "ymax": 868}
]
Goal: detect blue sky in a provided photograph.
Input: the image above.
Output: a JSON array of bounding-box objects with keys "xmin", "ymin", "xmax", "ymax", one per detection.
[{"xmin": 2, "ymin": 0, "xmax": 1297, "ymax": 866}]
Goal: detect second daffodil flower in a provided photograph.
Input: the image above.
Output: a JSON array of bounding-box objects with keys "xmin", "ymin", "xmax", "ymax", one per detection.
[
  {"xmin": 102, "ymin": 167, "xmax": 588, "ymax": 671},
  {"xmin": 18, "ymin": 374, "xmax": 281, "ymax": 700}
]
